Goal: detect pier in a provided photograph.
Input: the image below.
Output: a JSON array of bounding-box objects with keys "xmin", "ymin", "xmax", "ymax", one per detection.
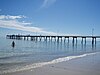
[{"xmin": 6, "ymin": 35, "xmax": 100, "ymax": 45}]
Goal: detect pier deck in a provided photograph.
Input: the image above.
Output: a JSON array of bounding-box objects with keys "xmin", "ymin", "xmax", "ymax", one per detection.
[{"xmin": 6, "ymin": 34, "xmax": 100, "ymax": 45}]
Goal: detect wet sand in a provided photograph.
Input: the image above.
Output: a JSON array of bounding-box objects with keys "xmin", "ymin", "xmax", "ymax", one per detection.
[{"xmin": 3, "ymin": 52, "xmax": 100, "ymax": 75}]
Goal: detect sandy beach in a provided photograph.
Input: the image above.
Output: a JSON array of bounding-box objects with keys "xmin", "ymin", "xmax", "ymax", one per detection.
[{"xmin": 2, "ymin": 52, "xmax": 100, "ymax": 75}]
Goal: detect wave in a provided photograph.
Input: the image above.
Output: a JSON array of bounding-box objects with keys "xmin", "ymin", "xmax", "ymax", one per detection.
[
  {"xmin": 0, "ymin": 52, "xmax": 33, "ymax": 60},
  {"xmin": 0, "ymin": 52, "xmax": 98, "ymax": 74}
]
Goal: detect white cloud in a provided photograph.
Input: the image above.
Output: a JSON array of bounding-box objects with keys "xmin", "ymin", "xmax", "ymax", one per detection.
[
  {"xmin": 41, "ymin": 0, "xmax": 56, "ymax": 8},
  {"xmin": 0, "ymin": 15, "xmax": 26, "ymax": 20},
  {"xmin": 0, "ymin": 15, "xmax": 57, "ymax": 35}
]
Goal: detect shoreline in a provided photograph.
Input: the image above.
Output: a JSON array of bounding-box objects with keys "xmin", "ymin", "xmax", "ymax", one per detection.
[{"xmin": 2, "ymin": 52, "xmax": 100, "ymax": 75}]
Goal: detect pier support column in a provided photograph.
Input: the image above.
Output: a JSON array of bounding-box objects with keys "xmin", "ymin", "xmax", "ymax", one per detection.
[
  {"xmin": 57, "ymin": 37, "xmax": 59, "ymax": 42},
  {"xmin": 42, "ymin": 37, "xmax": 44, "ymax": 41},
  {"xmin": 95, "ymin": 38, "xmax": 96, "ymax": 45},
  {"xmin": 61, "ymin": 37, "xmax": 62, "ymax": 42},
  {"xmin": 92, "ymin": 37, "xmax": 94, "ymax": 45},
  {"xmin": 27, "ymin": 37, "xmax": 28, "ymax": 40},
  {"xmin": 32, "ymin": 37, "xmax": 34, "ymax": 41},
  {"xmin": 48, "ymin": 37, "xmax": 50, "ymax": 41},
  {"xmin": 72, "ymin": 37, "xmax": 75, "ymax": 45},
  {"xmin": 45, "ymin": 37, "xmax": 47, "ymax": 41},
  {"xmin": 23, "ymin": 37, "xmax": 25, "ymax": 40},
  {"xmin": 35, "ymin": 37, "xmax": 38, "ymax": 41},
  {"xmin": 51, "ymin": 37, "xmax": 53, "ymax": 42},
  {"xmin": 34, "ymin": 37, "xmax": 36, "ymax": 41},
  {"xmin": 40, "ymin": 37, "xmax": 42, "ymax": 41},
  {"xmin": 81, "ymin": 37, "xmax": 83, "ymax": 44},
  {"xmin": 76, "ymin": 37, "xmax": 77, "ymax": 44},
  {"xmin": 85, "ymin": 37, "xmax": 86, "ymax": 45},
  {"xmin": 64, "ymin": 37, "xmax": 66, "ymax": 42},
  {"xmin": 31, "ymin": 37, "xmax": 32, "ymax": 41},
  {"xmin": 81, "ymin": 37, "xmax": 86, "ymax": 45},
  {"xmin": 68, "ymin": 37, "xmax": 69, "ymax": 44},
  {"xmin": 92, "ymin": 37, "xmax": 96, "ymax": 46},
  {"xmin": 54, "ymin": 37, "xmax": 56, "ymax": 42},
  {"xmin": 91, "ymin": 37, "xmax": 96, "ymax": 49}
]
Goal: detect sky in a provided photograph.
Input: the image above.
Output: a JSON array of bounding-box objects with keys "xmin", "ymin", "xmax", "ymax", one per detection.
[{"xmin": 0, "ymin": 0, "xmax": 100, "ymax": 36}]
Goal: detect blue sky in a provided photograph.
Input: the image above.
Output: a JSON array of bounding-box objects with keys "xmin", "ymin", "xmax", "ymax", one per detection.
[{"xmin": 0, "ymin": 0, "xmax": 100, "ymax": 36}]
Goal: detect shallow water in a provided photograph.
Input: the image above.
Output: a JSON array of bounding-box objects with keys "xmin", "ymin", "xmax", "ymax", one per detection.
[{"xmin": 0, "ymin": 37, "xmax": 100, "ymax": 74}]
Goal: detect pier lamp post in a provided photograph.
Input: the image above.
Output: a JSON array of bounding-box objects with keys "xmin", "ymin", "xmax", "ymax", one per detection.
[{"xmin": 92, "ymin": 28, "xmax": 94, "ymax": 36}]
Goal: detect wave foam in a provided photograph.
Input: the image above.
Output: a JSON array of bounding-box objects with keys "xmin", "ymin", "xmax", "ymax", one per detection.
[{"xmin": 0, "ymin": 52, "xmax": 98, "ymax": 74}]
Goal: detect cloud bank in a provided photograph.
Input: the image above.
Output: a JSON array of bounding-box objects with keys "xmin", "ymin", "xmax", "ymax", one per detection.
[
  {"xmin": 41, "ymin": 0, "xmax": 56, "ymax": 8},
  {"xmin": 0, "ymin": 15, "xmax": 57, "ymax": 35},
  {"xmin": 0, "ymin": 15, "xmax": 25, "ymax": 19}
]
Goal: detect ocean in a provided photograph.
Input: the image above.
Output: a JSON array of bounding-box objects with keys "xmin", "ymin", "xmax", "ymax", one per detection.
[{"xmin": 0, "ymin": 36, "xmax": 100, "ymax": 74}]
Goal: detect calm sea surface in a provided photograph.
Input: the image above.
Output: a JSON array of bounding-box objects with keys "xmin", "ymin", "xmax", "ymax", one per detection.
[{"xmin": 0, "ymin": 37, "xmax": 100, "ymax": 74}]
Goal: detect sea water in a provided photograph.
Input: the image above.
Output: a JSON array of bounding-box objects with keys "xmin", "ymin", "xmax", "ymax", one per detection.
[{"xmin": 0, "ymin": 37, "xmax": 100, "ymax": 74}]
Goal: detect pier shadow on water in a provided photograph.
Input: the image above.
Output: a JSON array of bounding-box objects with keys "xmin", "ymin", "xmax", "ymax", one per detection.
[{"xmin": 32, "ymin": 39, "xmax": 98, "ymax": 55}]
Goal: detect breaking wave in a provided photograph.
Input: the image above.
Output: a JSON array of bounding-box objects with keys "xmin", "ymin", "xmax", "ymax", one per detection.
[{"xmin": 0, "ymin": 52, "xmax": 98, "ymax": 74}]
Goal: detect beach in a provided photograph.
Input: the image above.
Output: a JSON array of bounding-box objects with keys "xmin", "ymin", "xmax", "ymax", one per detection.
[{"xmin": 3, "ymin": 52, "xmax": 100, "ymax": 75}]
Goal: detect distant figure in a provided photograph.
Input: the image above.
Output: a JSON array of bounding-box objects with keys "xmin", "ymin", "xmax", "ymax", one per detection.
[{"xmin": 12, "ymin": 41, "xmax": 15, "ymax": 48}]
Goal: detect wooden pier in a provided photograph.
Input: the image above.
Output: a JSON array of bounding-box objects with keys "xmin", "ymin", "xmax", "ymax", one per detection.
[{"xmin": 6, "ymin": 34, "xmax": 100, "ymax": 45}]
